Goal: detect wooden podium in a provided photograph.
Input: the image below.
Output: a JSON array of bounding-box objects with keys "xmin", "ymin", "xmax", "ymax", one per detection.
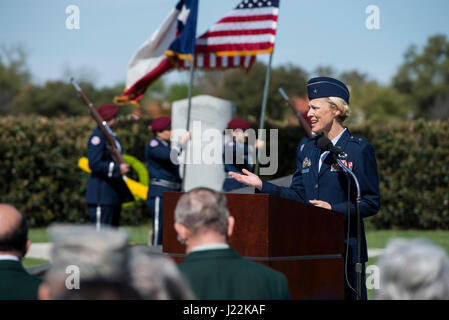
[{"xmin": 163, "ymin": 192, "xmax": 345, "ymax": 300}]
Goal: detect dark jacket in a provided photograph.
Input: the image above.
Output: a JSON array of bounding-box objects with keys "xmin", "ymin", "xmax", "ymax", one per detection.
[
  {"xmin": 260, "ymin": 129, "xmax": 380, "ymax": 263},
  {"xmin": 178, "ymin": 248, "xmax": 290, "ymax": 300},
  {"xmin": 0, "ymin": 260, "xmax": 42, "ymax": 300},
  {"xmin": 145, "ymin": 137, "xmax": 182, "ymax": 198},
  {"xmin": 85, "ymin": 127, "xmax": 132, "ymax": 206}
]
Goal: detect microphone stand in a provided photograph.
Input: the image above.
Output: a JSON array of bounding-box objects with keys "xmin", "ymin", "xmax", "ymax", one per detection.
[{"xmin": 336, "ymin": 157, "xmax": 362, "ymax": 300}]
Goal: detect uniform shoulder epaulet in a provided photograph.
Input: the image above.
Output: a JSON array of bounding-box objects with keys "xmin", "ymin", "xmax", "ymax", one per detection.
[
  {"xmin": 91, "ymin": 127, "xmax": 103, "ymax": 136},
  {"xmin": 348, "ymin": 135, "xmax": 370, "ymax": 147},
  {"xmin": 149, "ymin": 138, "xmax": 159, "ymax": 148}
]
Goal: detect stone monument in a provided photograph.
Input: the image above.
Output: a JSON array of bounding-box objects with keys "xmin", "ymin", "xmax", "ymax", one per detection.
[{"xmin": 172, "ymin": 95, "xmax": 235, "ymax": 191}]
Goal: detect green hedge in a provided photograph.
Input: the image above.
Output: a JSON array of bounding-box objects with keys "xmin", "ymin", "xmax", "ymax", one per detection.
[
  {"xmin": 1, "ymin": 116, "xmax": 448, "ymax": 229},
  {"xmin": 263, "ymin": 119, "xmax": 449, "ymax": 230},
  {"xmin": 0, "ymin": 115, "xmax": 150, "ymax": 226}
]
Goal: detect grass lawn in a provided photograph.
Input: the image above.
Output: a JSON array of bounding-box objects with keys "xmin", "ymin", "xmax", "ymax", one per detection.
[
  {"xmin": 28, "ymin": 222, "xmax": 152, "ymax": 245},
  {"xmin": 23, "ymin": 257, "xmax": 50, "ymax": 269},
  {"xmin": 27, "ymin": 225, "xmax": 449, "ymax": 300},
  {"xmin": 366, "ymin": 229, "xmax": 449, "ymax": 253},
  {"xmin": 30, "ymin": 224, "xmax": 449, "ymax": 253}
]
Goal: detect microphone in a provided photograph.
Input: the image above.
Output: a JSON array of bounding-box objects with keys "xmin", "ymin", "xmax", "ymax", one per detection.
[{"xmin": 316, "ymin": 135, "xmax": 347, "ymax": 158}]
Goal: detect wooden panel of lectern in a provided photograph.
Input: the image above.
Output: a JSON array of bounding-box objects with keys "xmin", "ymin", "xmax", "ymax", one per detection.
[{"xmin": 163, "ymin": 192, "xmax": 344, "ymax": 299}]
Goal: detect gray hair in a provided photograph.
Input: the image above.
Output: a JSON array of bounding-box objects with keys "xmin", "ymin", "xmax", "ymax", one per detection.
[
  {"xmin": 375, "ymin": 238, "xmax": 449, "ymax": 300},
  {"xmin": 44, "ymin": 224, "xmax": 130, "ymax": 299},
  {"xmin": 174, "ymin": 187, "xmax": 229, "ymax": 236},
  {"xmin": 128, "ymin": 246, "xmax": 194, "ymax": 300}
]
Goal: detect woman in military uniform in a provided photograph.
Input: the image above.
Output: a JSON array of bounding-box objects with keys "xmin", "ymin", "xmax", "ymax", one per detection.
[{"xmin": 229, "ymin": 77, "xmax": 380, "ymax": 300}]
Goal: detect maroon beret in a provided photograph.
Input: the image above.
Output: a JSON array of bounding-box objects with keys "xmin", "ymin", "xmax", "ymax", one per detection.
[
  {"xmin": 151, "ymin": 117, "xmax": 171, "ymax": 131},
  {"xmin": 227, "ymin": 118, "xmax": 252, "ymax": 130},
  {"xmin": 98, "ymin": 104, "xmax": 119, "ymax": 121}
]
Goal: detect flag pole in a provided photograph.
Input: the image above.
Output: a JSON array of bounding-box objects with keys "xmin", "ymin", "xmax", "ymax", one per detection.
[
  {"xmin": 181, "ymin": 55, "xmax": 195, "ymax": 192},
  {"xmin": 254, "ymin": 51, "xmax": 274, "ymax": 175}
]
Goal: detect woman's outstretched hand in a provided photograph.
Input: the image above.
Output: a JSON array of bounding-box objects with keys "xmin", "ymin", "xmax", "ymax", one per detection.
[{"xmin": 229, "ymin": 169, "xmax": 263, "ymax": 190}]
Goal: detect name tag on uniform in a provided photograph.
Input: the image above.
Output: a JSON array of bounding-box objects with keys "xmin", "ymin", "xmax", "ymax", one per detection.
[
  {"xmin": 330, "ymin": 160, "xmax": 353, "ymax": 172},
  {"xmin": 301, "ymin": 168, "xmax": 310, "ymax": 174}
]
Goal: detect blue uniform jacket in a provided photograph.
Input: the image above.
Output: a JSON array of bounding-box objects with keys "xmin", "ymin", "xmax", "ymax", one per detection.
[
  {"xmin": 85, "ymin": 127, "xmax": 133, "ymax": 206},
  {"xmin": 260, "ymin": 129, "xmax": 380, "ymax": 263},
  {"xmin": 223, "ymin": 141, "xmax": 256, "ymax": 174},
  {"xmin": 145, "ymin": 137, "xmax": 182, "ymax": 198}
]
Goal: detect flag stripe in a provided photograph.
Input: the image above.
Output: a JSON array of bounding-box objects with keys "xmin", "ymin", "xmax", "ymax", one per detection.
[
  {"xmin": 207, "ymin": 21, "xmax": 277, "ymax": 32},
  {"xmin": 218, "ymin": 14, "xmax": 278, "ymax": 23},
  {"xmin": 120, "ymin": 57, "xmax": 172, "ymax": 103},
  {"xmin": 225, "ymin": 7, "xmax": 279, "ymax": 17},
  {"xmin": 175, "ymin": 0, "xmax": 279, "ymax": 72},
  {"xmin": 200, "ymin": 28, "xmax": 277, "ymax": 38},
  {"xmin": 197, "ymin": 34, "xmax": 275, "ymax": 46},
  {"xmin": 196, "ymin": 42, "xmax": 274, "ymax": 53}
]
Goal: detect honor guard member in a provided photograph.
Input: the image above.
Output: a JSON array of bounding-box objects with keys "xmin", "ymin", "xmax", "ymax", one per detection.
[
  {"xmin": 145, "ymin": 117, "xmax": 190, "ymax": 245},
  {"xmin": 222, "ymin": 118, "xmax": 263, "ymax": 192},
  {"xmin": 86, "ymin": 104, "xmax": 133, "ymax": 229},
  {"xmin": 229, "ymin": 77, "xmax": 380, "ymax": 300}
]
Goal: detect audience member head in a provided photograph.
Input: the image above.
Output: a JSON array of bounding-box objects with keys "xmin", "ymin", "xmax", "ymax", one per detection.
[
  {"xmin": 375, "ymin": 238, "xmax": 449, "ymax": 300},
  {"xmin": 174, "ymin": 187, "xmax": 234, "ymax": 253},
  {"xmin": 39, "ymin": 224, "xmax": 130, "ymax": 300},
  {"xmin": 0, "ymin": 204, "xmax": 30, "ymax": 260},
  {"xmin": 128, "ymin": 246, "xmax": 194, "ymax": 299}
]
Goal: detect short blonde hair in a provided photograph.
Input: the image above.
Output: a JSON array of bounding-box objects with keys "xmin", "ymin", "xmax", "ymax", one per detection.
[{"xmin": 328, "ymin": 97, "xmax": 351, "ymax": 123}]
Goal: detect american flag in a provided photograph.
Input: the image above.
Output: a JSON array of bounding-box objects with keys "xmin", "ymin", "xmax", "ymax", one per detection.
[{"xmin": 177, "ymin": 0, "xmax": 280, "ymax": 70}]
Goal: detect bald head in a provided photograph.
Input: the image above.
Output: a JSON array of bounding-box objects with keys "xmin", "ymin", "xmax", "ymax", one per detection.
[{"xmin": 0, "ymin": 204, "xmax": 29, "ymax": 258}]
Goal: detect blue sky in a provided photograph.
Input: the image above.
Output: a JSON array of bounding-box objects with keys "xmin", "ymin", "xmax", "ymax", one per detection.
[{"xmin": 1, "ymin": 0, "xmax": 448, "ymax": 88}]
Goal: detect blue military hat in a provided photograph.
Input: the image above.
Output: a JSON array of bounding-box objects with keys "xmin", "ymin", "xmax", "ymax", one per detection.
[{"xmin": 307, "ymin": 77, "xmax": 350, "ymax": 104}]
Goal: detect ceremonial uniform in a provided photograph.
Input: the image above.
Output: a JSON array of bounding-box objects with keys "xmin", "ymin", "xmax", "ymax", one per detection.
[
  {"xmin": 222, "ymin": 141, "xmax": 256, "ymax": 191},
  {"xmin": 258, "ymin": 77, "xmax": 380, "ymax": 299},
  {"xmin": 222, "ymin": 118, "xmax": 256, "ymax": 192},
  {"xmin": 145, "ymin": 117, "xmax": 183, "ymax": 245},
  {"xmin": 85, "ymin": 105, "xmax": 132, "ymax": 228}
]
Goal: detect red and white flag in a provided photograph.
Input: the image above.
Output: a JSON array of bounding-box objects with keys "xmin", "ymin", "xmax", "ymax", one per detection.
[
  {"xmin": 115, "ymin": 1, "xmax": 186, "ymax": 104},
  {"xmin": 177, "ymin": 0, "xmax": 280, "ymax": 70}
]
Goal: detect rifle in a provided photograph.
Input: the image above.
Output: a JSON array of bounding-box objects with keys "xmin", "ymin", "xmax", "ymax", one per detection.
[
  {"xmin": 278, "ymin": 87, "xmax": 313, "ymax": 139},
  {"xmin": 71, "ymin": 78, "xmax": 126, "ymax": 165}
]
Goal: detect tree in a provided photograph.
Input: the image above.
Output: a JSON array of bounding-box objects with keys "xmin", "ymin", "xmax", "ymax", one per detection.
[
  {"xmin": 337, "ymin": 70, "xmax": 414, "ymax": 124},
  {"xmin": 165, "ymin": 82, "xmax": 200, "ymax": 102},
  {"xmin": 0, "ymin": 45, "xmax": 30, "ymax": 114},
  {"xmin": 197, "ymin": 62, "xmax": 308, "ymax": 121},
  {"xmin": 348, "ymin": 81, "xmax": 415, "ymax": 124},
  {"xmin": 11, "ymin": 80, "xmax": 128, "ymax": 117},
  {"xmin": 393, "ymin": 34, "xmax": 449, "ymax": 119}
]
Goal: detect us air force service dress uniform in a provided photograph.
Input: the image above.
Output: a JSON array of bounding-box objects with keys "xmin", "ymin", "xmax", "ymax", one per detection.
[
  {"xmin": 85, "ymin": 104, "xmax": 132, "ymax": 228},
  {"xmin": 145, "ymin": 117, "xmax": 183, "ymax": 245},
  {"xmin": 222, "ymin": 118, "xmax": 256, "ymax": 192},
  {"xmin": 260, "ymin": 78, "xmax": 380, "ymax": 300}
]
